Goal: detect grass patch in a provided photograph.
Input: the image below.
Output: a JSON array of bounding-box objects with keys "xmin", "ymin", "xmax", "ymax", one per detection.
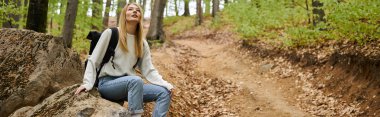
[{"xmin": 164, "ymin": 16, "xmax": 195, "ymax": 35}]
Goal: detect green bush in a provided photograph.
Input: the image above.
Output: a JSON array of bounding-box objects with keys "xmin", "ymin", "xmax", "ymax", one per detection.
[{"xmin": 223, "ymin": 0, "xmax": 380, "ymax": 47}]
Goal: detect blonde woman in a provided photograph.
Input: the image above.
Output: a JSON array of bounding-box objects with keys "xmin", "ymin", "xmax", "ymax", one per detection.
[{"xmin": 75, "ymin": 3, "xmax": 173, "ymax": 117}]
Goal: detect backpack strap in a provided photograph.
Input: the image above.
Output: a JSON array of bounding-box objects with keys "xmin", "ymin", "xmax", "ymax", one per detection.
[
  {"xmin": 101, "ymin": 27, "xmax": 119, "ymax": 67},
  {"xmin": 94, "ymin": 27, "xmax": 119, "ymax": 88}
]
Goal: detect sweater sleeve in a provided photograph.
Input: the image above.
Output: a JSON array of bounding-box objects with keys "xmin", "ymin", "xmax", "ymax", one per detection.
[
  {"xmin": 81, "ymin": 29, "xmax": 112, "ymax": 91},
  {"xmin": 138, "ymin": 40, "xmax": 174, "ymax": 90}
]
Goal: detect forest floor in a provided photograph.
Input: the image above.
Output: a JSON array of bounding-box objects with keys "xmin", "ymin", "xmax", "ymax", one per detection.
[
  {"xmin": 146, "ymin": 16, "xmax": 379, "ymax": 116},
  {"xmin": 76, "ymin": 17, "xmax": 377, "ymax": 116},
  {"xmin": 147, "ymin": 21, "xmax": 313, "ymax": 116}
]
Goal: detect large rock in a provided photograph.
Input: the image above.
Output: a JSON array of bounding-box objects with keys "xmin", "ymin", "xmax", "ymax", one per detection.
[
  {"xmin": 0, "ymin": 28, "xmax": 83, "ymax": 117},
  {"xmin": 10, "ymin": 84, "xmax": 130, "ymax": 117}
]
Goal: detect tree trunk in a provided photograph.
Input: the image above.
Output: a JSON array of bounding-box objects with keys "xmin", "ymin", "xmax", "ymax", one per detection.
[
  {"xmin": 150, "ymin": 0, "xmax": 154, "ymax": 12},
  {"xmin": 224, "ymin": 0, "xmax": 228, "ymax": 4},
  {"xmin": 61, "ymin": 0, "xmax": 78, "ymax": 48},
  {"xmin": 312, "ymin": 0, "xmax": 325, "ymax": 26},
  {"xmin": 212, "ymin": 0, "xmax": 219, "ymax": 17},
  {"xmin": 306, "ymin": 0, "xmax": 311, "ymax": 24},
  {"xmin": 142, "ymin": 0, "xmax": 146, "ymax": 14},
  {"xmin": 117, "ymin": 0, "xmax": 126, "ymax": 24},
  {"xmin": 174, "ymin": 0, "xmax": 178, "ymax": 16},
  {"xmin": 26, "ymin": 0, "xmax": 49, "ymax": 33},
  {"xmin": 196, "ymin": 0, "xmax": 202, "ymax": 25},
  {"xmin": 205, "ymin": 0, "xmax": 210, "ymax": 15},
  {"xmin": 2, "ymin": 0, "xmax": 21, "ymax": 28},
  {"xmin": 92, "ymin": 0, "xmax": 102, "ymax": 30},
  {"xmin": 165, "ymin": 0, "xmax": 168, "ymax": 17},
  {"xmin": 103, "ymin": 0, "xmax": 112, "ymax": 29},
  {"xmin": 182, "ymin": 0, "xmax": 190, "ymax": 16},
  {"xmin": 146, "ymin": 0, "xmax": 166, "ymax": 41}
]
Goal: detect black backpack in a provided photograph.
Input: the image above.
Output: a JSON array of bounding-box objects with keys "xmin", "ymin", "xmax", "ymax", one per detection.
[{"xmin": 85, "ymin": 27, "xmax": 140, "ymax": 88}]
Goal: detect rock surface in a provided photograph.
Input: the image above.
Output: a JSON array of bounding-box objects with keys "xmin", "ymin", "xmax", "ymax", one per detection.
[
  {"xmin": 0, "ymin": 28, "xmax": 83, "ymax": 117},
  {"xmin": 10, "ymin": 84, "xmax": 130, "ymax": 117}
]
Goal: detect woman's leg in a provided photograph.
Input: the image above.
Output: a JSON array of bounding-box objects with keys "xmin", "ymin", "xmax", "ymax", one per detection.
[
  {"xmin": 143, "ymin": 84, "xmax": 171, "ymax": 117},
  {"xmin": 98, "ymin": 76, "xmax": 144, "ymax": 114}
]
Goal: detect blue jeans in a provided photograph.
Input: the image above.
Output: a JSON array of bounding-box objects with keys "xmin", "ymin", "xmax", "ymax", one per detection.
[{"xmin": 98, "ymin": 76, "xmax": 171, "ymax": 117}]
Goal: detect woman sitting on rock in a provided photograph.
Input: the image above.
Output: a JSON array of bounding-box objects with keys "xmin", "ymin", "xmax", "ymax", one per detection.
[{"xmin": 75, "ymin": 3, "xmax": 174, "ymax": 117}]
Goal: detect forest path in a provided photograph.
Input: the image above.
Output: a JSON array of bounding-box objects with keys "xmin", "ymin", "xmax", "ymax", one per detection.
[{"xmin": 150, "ymin": 26, "xmax": 312, "ymax": 116}]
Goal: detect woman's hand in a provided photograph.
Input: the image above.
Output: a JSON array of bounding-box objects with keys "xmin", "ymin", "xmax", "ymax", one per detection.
[{"xmin": 75, "ymin": 86, "xmax": 87, "ymax": 95}]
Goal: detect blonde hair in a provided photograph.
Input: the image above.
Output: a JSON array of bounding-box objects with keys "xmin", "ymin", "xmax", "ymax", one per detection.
[{"xmin": 118, "ymin": 3, "xmax": 144, "ymax": 58}]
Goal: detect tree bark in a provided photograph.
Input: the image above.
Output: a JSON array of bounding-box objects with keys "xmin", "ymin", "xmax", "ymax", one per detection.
[
  {"xmin": 150, "ymin": 0, "xmax": 154, "ymax": 12},
  {"xmin": 103, "ymin": 0, "xmax": 112, "ymax": 29},
  {"xmin": 205, "ymin": 0, "xmax": 210, "ymax": 15},
  {"xmin": 142, "ymin": 0, "xmax": 146, "ymax": 14},
  {"xmin": 312, "ymin": 0, "xmax": 325, "ymax": 26},
  {"xmin": 92, "ymin": 0, "xmax": 102, "ymax": 30},
  {"xmin": 147, "ymin": 0, "xmax": 166, "ymax": 41},
  {"xmin": 182, "ymin": 0, "xmax": 190, "ymax": 16},
  {"xmin": 174, "ymin": 0, "xmax": 178, "ymax": 16},
  {"xmin": 117, "ymin": 0, "xmax": 126, "ymax": 24},
  {"xmin": 212, "ymin": 0, "xmax": 219, "ymax": 17},
  {"xmin": 196, "ymin": 0, "xmax": 202, "ymax": 25},
  {"xmin": 26, "ymin": 0, "xmax": 49, "ymax": 33},
  {"xmin": 165, "ymin": 0, "xmax": 168, "ymax": 17},
  {"xmin": 62, "ymin": 0, "xmax": 78, "ymax": 48}
]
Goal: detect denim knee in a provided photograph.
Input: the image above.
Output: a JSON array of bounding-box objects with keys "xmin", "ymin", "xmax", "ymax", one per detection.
[
  {"xmin": 159, "ymin": 87, "xmax": 171, "ymax": 99},
  {"xmin": 128, "ymin": 76, "xmax": 144, "ymax": 86}
]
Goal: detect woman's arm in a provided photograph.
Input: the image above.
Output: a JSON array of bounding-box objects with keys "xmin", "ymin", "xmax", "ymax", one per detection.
[
  {"xmin": 81, "ymin": 29, "xmax": 112, "ymax": 91},
  {"xmin": 139, "ymin": 40, "xmax": 174, "ymax": 90}
]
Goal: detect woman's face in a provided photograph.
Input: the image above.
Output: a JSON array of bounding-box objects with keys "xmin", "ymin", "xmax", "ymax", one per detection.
[{"xmin": 125, "ymin": 4, "xmax": 141, "ymax": 23}]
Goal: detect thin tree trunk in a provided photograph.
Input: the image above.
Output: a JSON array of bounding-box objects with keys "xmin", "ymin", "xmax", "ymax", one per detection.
[
  {"xmin": 26, "ymin": 0, "xmax": 49, "ymax": 33},
  {"xmin": 62, "ymin": 0, "xmax": 78, "ymax": 48},
  {"xmin": 147, "ymin": 0, "xmax": 166, "ymax": 41},
  {"xmin": 306, "ymin": 0, "xmax": 310, "ymax": 24},
  {"xmin": 182, "ymin": 0, "xmax": 190, "ymax": 16},
  {"xmin": 196, "ymin": 0, "xmax": 202, "ymax": 25},
  {"xmin": 117, "ymin": 0, "xmax": 126, "ymax": 24},
  {"xmin": 174, "ymin": 0, "xmax": 178, "ymax": 16},
  {"xmin": 312, "ymin": 0, "xmax": 325, "ymax": 26},
  {"xmin": 165, "ymin": 0, "xmax": 168, "ymax": 17},
  {"xmin": 142, "ymin": 0, "xmax": 146, "ymax": 14},
  {"xmin": 150, "ymin": 0, "xmax": 154, "ymax": 12},
  {"xmin": 212, "ymin": 0, "xmax": 219, "ymax": 17},
  {"xmin": 103, "ymin": 0, "xmax": 112, "ymax": 29},
  {"xmin": 205, "ymin": 0, "xmax": 210, "ymax": 15},
  {"xmin": 92, "ymin": 0, "xmax": 102, "ymax": 30}
]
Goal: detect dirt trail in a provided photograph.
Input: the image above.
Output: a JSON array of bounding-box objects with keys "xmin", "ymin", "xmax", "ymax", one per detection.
[{"xmin": 150, "ymin": 28, "xmax": 312, "ymax": 116}]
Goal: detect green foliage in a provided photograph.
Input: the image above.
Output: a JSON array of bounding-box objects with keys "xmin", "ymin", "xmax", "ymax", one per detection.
[
  {"xmin": 164, "ymin": 16, "xmax": 195, "ymax": 35},
  {"xmin": 223, "ymin": 0, "xmax": 380, "ymax": 47},
  {"xmin": 47, "ymin": 0, "xmax": 103, "ymax": 54},
  {"xmin": 0, "ymin": 0, "xmax": 28, "ymax": 28},
  {"xmin": 322, "ymin": 0, "xmax": 380, "ymax": 44}
]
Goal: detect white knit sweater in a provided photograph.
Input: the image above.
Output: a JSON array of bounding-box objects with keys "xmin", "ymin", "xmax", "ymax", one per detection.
[{"xmin": 81, "ymin": 28, "xmax": 174, "ymax": 91}]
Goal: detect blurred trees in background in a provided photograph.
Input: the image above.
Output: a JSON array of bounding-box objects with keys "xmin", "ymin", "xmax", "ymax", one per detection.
[
  {"xmin": 146, "ymin": 0, "xmax": 166, "ymax": 41},
  {"xmin": 1, "ymin": 0, "xmax": 378, "ymax": 50}
]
